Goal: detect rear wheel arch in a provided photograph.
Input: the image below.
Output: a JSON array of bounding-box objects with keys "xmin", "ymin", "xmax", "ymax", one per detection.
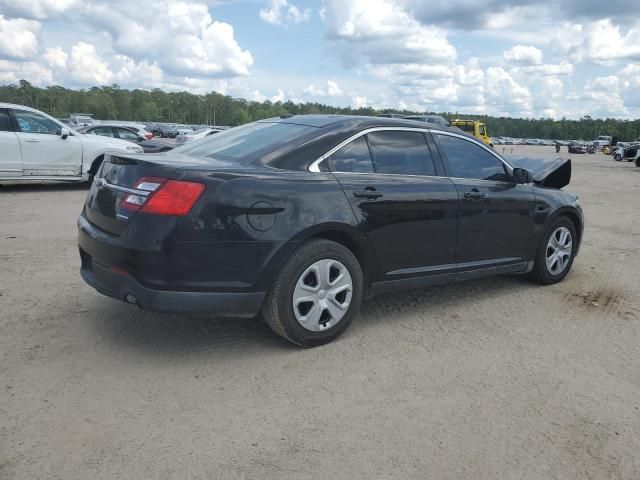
[
  {"xmin": 88, "ymin": 154, "xmax": 104, "ymax": 181},
  {"xmin": 274, "ymin": 224, "xmax": 380, "ymax": 292}
]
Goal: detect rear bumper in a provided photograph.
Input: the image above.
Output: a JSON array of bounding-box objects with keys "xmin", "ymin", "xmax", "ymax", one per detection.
[{"xmin": 80, "ymin": 256, "xmax": 265, "ymax": 317}]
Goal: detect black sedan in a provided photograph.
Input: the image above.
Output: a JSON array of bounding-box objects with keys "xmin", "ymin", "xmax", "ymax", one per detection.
[
  {"xmin": 77, "ymin": 125, "xmax": 175, "ymax": 153},
  {"xmin": 78, "ymin": 115, "xmax": 583, "ymax": 346}
]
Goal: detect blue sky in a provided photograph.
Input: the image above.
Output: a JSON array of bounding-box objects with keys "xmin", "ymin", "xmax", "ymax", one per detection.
[{"xmin": 1, "ymin": 0, "xmax": 640, "ymax": 119}]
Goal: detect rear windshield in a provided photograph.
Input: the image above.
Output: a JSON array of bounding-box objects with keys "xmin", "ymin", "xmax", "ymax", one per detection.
[{"xmin": 176, "ymin": 121, "xmax": 316, "ymax": 163}]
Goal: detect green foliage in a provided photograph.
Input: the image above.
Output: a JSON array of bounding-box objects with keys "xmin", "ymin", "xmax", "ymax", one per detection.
[{"xmin": 2, "ymin": 80, "xmax": 639, "ymax": 140}]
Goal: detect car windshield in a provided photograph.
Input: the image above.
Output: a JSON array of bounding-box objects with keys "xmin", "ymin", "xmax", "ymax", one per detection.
[{"xmin": 176, "ymin": 121, "xmax": 316, "ymax": 163}]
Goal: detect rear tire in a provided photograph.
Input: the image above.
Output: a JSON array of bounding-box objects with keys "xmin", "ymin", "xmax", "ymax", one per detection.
[
  {"xmin": 262, "ymin": 239, "xmax": 364, "ymax": 347},
  {"xmin": 529, "ymin": 216, "xmax": 577, "ymax": 285}
]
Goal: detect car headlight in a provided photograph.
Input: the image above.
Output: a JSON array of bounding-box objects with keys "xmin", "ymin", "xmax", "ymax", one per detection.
[{"xmin": 126, "ymin": 145, "xmax": 144, "ymax": 153}]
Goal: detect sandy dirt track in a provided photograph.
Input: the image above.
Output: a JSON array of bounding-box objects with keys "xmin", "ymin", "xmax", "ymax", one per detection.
[{"xmin": 1, "ymin": 146, "xmax": 639, "ymax": 479}]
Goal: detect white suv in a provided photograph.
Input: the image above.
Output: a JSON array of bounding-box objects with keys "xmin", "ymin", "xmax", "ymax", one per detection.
[{"xmin": 0, "ymin": 103, "xmax": 144, "ymax": 183}]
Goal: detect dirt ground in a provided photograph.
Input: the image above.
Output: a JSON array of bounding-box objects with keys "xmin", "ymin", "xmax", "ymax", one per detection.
[{"xmin": 1, "ymin": 146, "xmax": 639, "ymax": 479}]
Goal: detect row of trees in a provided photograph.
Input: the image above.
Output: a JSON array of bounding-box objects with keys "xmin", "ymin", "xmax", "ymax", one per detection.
[{"xmin": 2, "ymin": 80, "xmax": 639, "ymax": 140}]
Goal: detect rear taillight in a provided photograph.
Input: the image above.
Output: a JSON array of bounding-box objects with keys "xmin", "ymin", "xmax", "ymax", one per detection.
[
  {"xmin": 145, "ymin": 133, "xmax": 153, "ymax": 140},
  {"xmin": 120, "ymin": 177, "xmax": 205, "ymax": 216}
]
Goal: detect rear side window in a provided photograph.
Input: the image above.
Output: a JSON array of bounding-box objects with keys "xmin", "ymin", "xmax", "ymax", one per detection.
[
  {"xmin": 366, "ymin": 130, "xmax": 436, "ymax": 176},
  {"xmin": 0, "ymin": 109, "xmax": 11, "ymax": 131},
  {"xmin": 91, "ymin": 126, "xmax": 114, "ymax": 137},
  {"xmin": 327, "ymin": 136, "xmax": 374, "ymax": 173},
  {"xmin": 117, "ymin": 128, "xmax": 139, "ymax": 141},
  {"xmin": 435, "ymin": 134, "xmax": 509, "ymax": 182},
  {"xmin": 177, "ymin": 121, "xmax": 316, "ymax": 163}
]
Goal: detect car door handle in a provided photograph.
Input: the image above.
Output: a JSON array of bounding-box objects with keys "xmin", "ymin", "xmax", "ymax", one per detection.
[
  {"xmin": 24, "ymin": 138, "xmax": 40, "ymax": 143},
  {"xmin": 354, "ymin": 188, "xmax": 383, "ymax": 199},
  {"xmin": 464, "ymin": 190, "xmax": 486, "ymax": 201}
]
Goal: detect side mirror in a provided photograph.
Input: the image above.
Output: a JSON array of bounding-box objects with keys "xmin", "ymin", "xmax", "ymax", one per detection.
[
  {"xmin": 60, "ymin": 127, "xmax": 70, "ymax": 140},
  {"xmin": 512, "ymin": 167, "xmax": 531, "ymax": 184}
]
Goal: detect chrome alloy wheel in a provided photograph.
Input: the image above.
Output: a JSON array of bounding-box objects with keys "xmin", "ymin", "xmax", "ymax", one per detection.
[
  {"xmin": 546, "ymin": 226, "xmax": 573, "ymax": 275},
  {"xmin": 292, "ymin": 259, "xmax": 353, "ymax": 332}
]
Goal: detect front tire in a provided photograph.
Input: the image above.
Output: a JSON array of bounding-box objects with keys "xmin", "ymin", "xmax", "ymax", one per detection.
[
  {"xmin": 262, "ymin": 239, "xmax": 364, "ymax": 347},
  {"xmin": 614, "ymin": 154, "xmax": 622, "ymax": 161},
  {"xmin": 529, "ymin": 216, "xmax": 577, "ymax": 285}
]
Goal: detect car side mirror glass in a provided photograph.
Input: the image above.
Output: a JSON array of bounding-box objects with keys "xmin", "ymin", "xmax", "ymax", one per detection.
[
  {"xmin": 512, "ymin": 167, "xmax": 531, "ymax": 184},
  {"xmin": 60, "ymin": 127, "xmax": 70, "ymax": 139}
]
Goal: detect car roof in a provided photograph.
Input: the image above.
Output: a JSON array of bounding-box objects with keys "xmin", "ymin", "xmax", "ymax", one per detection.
[
  {"xmin": 0, "ymin": 102, "xmax": 42, "ymax": 113},
  {"xmin": 259, "ymin": 114, "xmax": 463, "ymax": 135}
]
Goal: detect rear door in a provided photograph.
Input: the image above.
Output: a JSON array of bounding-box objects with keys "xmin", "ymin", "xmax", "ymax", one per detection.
[
  {"xmin": 432, "ymin": 132, "xmax": 535, "ymax": 276},
  {"xmin": 0, "ymin": 108, "xmax": 21, "ymax": 177},
  {"xmin": 328, "ymin": 128, "xmax": 459, "ymax": 281},
  {"xmin": 10, "ymin": 108, "xmax": 83, "ymax": 176}
]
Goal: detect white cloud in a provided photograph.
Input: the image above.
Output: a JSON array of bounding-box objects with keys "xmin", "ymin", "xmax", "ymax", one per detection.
[
  {"xmin": 271, "ymin": 89, "xmax": 285, "ymax": 102},
  {"xmin": 0, "ymin": 16, "xmax": 41, "ymax": 59},
  {"xmin": 485, "ymin": 67, "xmax": 532, "ymax": 111},
  {"xmin": 43, "ymin": 46, "xmax": 68, "ymax": 70},
  {"xmin": 327, "ymin": 80, "xmax": 343, "ymax": 96},
  {"xmin": 260, "ymin": 0, "xmax": 311, "ymax": 26},
  {"xmin": 556, "ymin": 19, "xmax": 640, "ymax": 64},
  {"xmin": 0, "ymin": 59, "xmax": 54, "ymax": 85},
  {"xmin": 351, "ymin": 94, "xmax": 369, "ymax": 109},
  {"xmin": 0, "ymin": 0, "xmax": 80, "ymax": 20},
  {"xmin": 82, "ymin": 1, "xmax": 253, "ymax": 78},
  {"xmin": 303, "ymin": 80, "xmax": 343, "ymax": 97},
  {"xmin": 503, "ymin": 45, "xmax": 543, "ymax": 66},
  {"xmin": 67, "ymin": 42, "xmax": 114, "ymax": 84},
  {"xmin": 511, "ymin": 62, "xmax": 574, "ymax": 77},
  {"xmin": 321, "ymin": 0, "xmax": 456, "ymax": 66},
  {"xmin": 250, "ymin": 90, "xmax": 267, "ymax": 102}
]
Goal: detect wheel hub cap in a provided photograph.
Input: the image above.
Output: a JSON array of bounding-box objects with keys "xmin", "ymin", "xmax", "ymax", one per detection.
[
  {"xmin": 292, "ymin": 259, "xmax": 353, "ymax": 332},
  {"xmin": 546, "ymin": 226, "xmax": 573, "ymax": 275}
]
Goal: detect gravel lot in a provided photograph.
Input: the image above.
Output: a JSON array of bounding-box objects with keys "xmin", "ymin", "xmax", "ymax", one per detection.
[{"xmin": 1, "ymin": 146, "xmax": 639, "ymax": 479}]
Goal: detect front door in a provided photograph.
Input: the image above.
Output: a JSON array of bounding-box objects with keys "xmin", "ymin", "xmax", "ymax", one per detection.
[
  {"xmin": 0, "ymin": 108, "xmax": 21, "ymax": 177},
  {"xmin": 10, "ymin": 108, "xmax": 83, "ymax": 176},
  {"xmin": 432, "ymin": 132, "xmax": 535, "ymax": 276},
  {"xmin": 327, "ymin": 130, "xmax": 459, "ymax": 280}
]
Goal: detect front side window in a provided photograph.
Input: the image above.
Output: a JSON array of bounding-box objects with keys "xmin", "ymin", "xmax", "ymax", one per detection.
[
  {"xmin": 327, "ymin": 136, "xmax": 374, "ymax": 173},
  {"xmin": 367, "ymin": 130, "xmax": 435, "ymax": 176},
  {"xmin": 13, "ymin": 110, "xmax": 60, "ymax": 135},
  {"xmin": 436, "ymin": 134, "xmax": 509, "ymax": 182}
]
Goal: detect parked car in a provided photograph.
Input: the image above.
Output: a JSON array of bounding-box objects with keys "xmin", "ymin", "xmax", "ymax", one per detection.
[
  {"xmin": 77, "ymin": 125, "xmax": 174, "ymax": 153},
  {"xmin": 159, "ymin": 124, "xmax": 179, "ymax": 138},
  {"xmin": 100, "ymin": 122, "xmax": 153, "ymax": 140},
  {"xmin": 78, "ymin": 115, "xmax": 583, "ymax": 346},
  {"xmin": 175, "ymin": 127, "xmax": 224, "ymax": 145},
  {"xmin": 613, "ymin": 142, "xmax": 639, "ymax": 162},
  {"xmin": 403, "ymin": 115, "xmax": 450, "ymax": 127},
  {"xmin": 69, "ymin": 113, "xmax": 95, "ymax": 128},
  {"xmin": 0, "ymin": 103, "xmax": 143, "ymax": 183}
]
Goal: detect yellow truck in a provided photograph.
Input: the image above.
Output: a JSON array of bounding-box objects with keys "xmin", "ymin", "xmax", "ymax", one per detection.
[{"xmin": 450, "ymin": 119, "xmax": 493, "ymax": 147}]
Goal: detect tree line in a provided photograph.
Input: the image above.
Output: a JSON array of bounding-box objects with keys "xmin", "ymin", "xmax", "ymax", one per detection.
[{"xmin": 2, "ymin": 80, "xmax": 639, "ymax": 141}]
